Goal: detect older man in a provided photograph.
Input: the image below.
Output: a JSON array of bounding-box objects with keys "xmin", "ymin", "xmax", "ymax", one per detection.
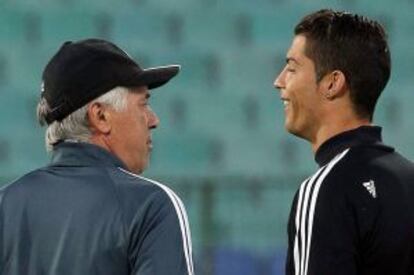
[{"xmin": 0, "ymin": 39, "xmax": 194, "ymax": 275}]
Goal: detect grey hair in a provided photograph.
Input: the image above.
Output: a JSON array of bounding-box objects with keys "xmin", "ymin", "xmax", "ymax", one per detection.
[{"xmin": 37, "ymin": 86, "xmax": 129, "ymax": 152}]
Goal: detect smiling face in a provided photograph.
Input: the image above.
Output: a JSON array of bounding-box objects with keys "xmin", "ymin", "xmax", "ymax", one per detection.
[
  {"xmin": 274, "ymin": 35, "xmax": 326, "ymax": 142},
  {"xmin": 107, "ymin": 87, "xmax": 159, "ymax": 174}
]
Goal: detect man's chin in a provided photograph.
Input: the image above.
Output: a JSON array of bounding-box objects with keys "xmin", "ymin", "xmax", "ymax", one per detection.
[
  {"xmin": 285, "ymin": 121, "xmax": 296, "ymax": 135},
  {"xmin": 286, "ymin": 123, "xmax": 304, "ymax": 139},
  {"xmin": 129, "ymin": 160, "xmax": 148, "ymax": 175}
]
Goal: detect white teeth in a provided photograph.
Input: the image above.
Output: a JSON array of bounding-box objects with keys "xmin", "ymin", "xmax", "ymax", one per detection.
[{"xmin": 283, "ymin": 100, "xmax": 289, "ymax": 106}]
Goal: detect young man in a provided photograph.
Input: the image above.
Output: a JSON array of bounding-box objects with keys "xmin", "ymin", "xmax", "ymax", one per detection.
[
  {"xmin": 274, "ymin": 9, "xmax": 414, "ymax": 275},
  {"xmin": 0, "ymin": 39, "xmax": 194, "ymax": 275}
]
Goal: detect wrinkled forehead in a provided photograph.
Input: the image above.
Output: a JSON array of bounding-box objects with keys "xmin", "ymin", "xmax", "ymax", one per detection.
[
  {"xmin": 128, "ymin": 86, "xmax": 150, "ymax": 95},
  {"xmin": 125, "ymin": 86, "xmax": 151, "ymax": 103}
]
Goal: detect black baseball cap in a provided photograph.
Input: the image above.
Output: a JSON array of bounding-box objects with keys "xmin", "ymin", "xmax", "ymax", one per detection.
[{"xmin": 41, "ymin": 38, "xmax": 180, "ymax": 124}]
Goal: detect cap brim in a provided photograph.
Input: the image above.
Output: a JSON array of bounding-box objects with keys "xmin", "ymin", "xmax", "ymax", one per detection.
[{"xmin": 138, "ymin": 65, "xmax": 180, "ymax": 90}]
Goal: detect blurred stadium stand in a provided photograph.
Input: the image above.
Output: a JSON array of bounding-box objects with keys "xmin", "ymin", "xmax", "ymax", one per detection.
[{"xmin": 1, "ymin": 0, "xmax": 414, "ymax": 274}]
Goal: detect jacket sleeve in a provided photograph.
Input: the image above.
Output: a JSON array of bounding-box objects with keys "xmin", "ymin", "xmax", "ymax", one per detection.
[
  {"xmin": 286, "ymin": 167, "xmax": 375, "ymax": 275},
  {"xmin": 128, "ymin": 188, "xmax": 194, "ymax": 275},
  {"xmin": 303, "ymin": 177, "xmax": 360, "ymax": 275},
  {"xmin": 285, "ymin": 190, "xmax": 299, "ymax": 275}
]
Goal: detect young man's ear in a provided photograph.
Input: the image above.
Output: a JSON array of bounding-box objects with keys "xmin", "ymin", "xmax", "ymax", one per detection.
[
  {"xmin": 87, "ymin": 102, "xmax": 112, "ymax": 134},
  {"xmin": 321, "ymin": 70, "xmax": 347, "ymax": 100}
]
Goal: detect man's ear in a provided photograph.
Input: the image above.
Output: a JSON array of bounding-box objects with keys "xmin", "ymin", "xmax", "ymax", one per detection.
[
  {"xmin": 87, "ymin": 102, "xmax": 111, "ymax": 134},
  {"xmin": 320, "ymin": 70, "xmax": 347, "ymax": 100}
]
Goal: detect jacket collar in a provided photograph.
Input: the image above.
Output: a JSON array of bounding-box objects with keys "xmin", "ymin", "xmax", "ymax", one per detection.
[
  {"xmin": 315, "ymin": 125, "xmax": 394, "ymax": 167},
  {"xmin": 50, "ymin": 141, "xmax": 127, "ymax": 169}
]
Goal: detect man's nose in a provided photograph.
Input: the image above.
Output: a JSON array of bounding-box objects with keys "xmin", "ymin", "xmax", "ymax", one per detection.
[
  {"xmin": 274, "ymin": 69, "xmax": 286, "ymax": 90},
  {"xmin": 148, "ymin": 108, "xmax": 160, "ymax": 129}
]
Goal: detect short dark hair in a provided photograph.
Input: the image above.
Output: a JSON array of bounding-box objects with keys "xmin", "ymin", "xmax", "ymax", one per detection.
[{"xmin": 294, "ymin": 9, "xmax": 391, "ymax": 120}]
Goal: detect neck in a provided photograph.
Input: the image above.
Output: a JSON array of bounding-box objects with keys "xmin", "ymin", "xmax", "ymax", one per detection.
[
  {"xmin": 89, "ymin": 135, "xmax": 111, "ymax": 152},
  {"xmin": 310, "ymin": 117, "xmax": 371, "ymax": 153}
]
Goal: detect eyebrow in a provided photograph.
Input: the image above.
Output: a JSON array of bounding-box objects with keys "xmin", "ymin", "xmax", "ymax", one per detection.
[{"xmin": 286, "ymin": 57, "xmax": 300, "ymax": 65}]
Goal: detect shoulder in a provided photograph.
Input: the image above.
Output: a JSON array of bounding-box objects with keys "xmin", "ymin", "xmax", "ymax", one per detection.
[
  {"xmin": 302, "ymin": 148, "xmax": 372, "ymax": 206},
  {"xmin": 109, "ymin": 169, "xmax": 191, "ymax": 242},
  {"xmin": 110, "ymin": 167, "xmax": 180, "ymax": 196},
  {"xmin": 108, "ymin": 167, "xmax": 186, "ymax": 215},
  {"xmin": 0, "ymin": 169, "xmax": 44, "ymax": 198},
  {"xmin": 313, "ymin": 145, "xmax": 414, "ymax": 206},
  {"xmin": 325, "ymin": 145, "xmax": 414, "ymax": 188}
]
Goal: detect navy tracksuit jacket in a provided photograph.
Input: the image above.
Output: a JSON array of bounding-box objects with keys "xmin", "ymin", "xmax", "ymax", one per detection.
[{"xmin": 0, "ymin": 142, "xmax": 194, "ymax": 275}]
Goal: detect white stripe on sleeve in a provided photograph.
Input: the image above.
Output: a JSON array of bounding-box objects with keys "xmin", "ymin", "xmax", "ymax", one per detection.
[
  {"xmin": 293, "ymin": 148, "xmax": 350, "ymax": 275},
  {"xmin": 118, "ymin": 168, "xmax": 194, "ymax": 275},
  {"xmin": 296, "ymin": 166, "xmax": 325, "ymax": 275},
  {"xmin": 294, "ymin": 178, "xmax": 308, "ymax": 275},
  {"xmin": 303, "ymin": 149, "xmax": 349, "ymax": 275}
]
